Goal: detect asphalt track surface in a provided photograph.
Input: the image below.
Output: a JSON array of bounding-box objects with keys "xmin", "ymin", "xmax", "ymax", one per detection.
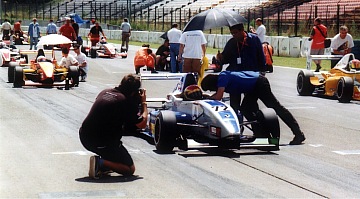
[{"xmin": 1, "ymin": 44, "xmax": 360, "ymax": 198}]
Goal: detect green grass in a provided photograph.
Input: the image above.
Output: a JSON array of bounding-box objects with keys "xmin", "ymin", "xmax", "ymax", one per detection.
[{"xmin": 107, "ymin": 39, "xmax": 330, "ymax": 71}]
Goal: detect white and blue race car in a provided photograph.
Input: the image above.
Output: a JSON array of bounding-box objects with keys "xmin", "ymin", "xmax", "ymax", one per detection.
[{"xmin": 141, "ymin": 73, "xmax": 280, "ymax": 152}]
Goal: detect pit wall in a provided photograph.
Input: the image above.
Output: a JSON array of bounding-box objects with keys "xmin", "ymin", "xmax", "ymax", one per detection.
[{"xmin": 26, "ymin": 26, "xmax": 345, "ymax": 58}]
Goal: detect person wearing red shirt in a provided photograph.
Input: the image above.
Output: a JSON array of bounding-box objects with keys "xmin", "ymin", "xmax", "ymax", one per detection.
[
  {"xmin": 309, "ymin": 18, "xmax": 327, "ymax": 72},
  {"xmin": 59, "ymin": 18, "xmax": 76, "ymax": 49}
]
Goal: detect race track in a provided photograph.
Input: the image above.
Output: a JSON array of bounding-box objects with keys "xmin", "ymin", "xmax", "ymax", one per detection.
[{"xmin": 0, "ymin": 44, "xmax": 360, "ymax": 198}]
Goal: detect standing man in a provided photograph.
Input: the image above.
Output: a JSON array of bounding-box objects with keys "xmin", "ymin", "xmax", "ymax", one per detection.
[
  {"xmin": 330, "ymin": 25, "xmax": 354, "ymax": 68},
  {"xmin": 201, "ymin": 71, "xmax": 306, "ymax": 145},
  {"xmin": 46, "ymin": 19, "xmax": 57, "ymax": 35},
  {"xmin": 79, "ymin": 74, "xmax": 148, "ymax": 179},
  {"xmin": 1, "ymin": 19, "xmax": 12, "ymax": 40},
  {"xmin": 59, "ymin": 18, "xmax": 77, "ymax": 49},
  {"xmin": 178, "ymin": 30, "xmax": 207, "ymax": 75},
  {"xmin": 215, "ymin": 23, "xmax": 266, "ymax": 114},
  {"xmin": 167, "ymin": 23, "xmax": 183, "ymax": 73},
  {"xmin": 250, "ymin": 18, "xmax": 266, "ymax": 43},
  {"xmin": 88, "ymin": 22, "xmax": 106, "ymax": 47},
  {"xmin": 120, "ymin": 18, "xmax": 131, "ymax": 52},
  {"xmin": 71, "ymin": 19, "xmax": 82, "ymax": 45},
  {"xmin": 28, "ymin": 18, "xmax": 41, "ymax": 50},
  {"xmin": 73, "ymin": 45, "xmax": 88, "ymax": 82},
  {"xmin": 13, "ymin": 20, "xmax": 22, "ymax": 36},
  {"xmin": 309, "ymin": 18, "xmax": 327, "ymax": 72}
]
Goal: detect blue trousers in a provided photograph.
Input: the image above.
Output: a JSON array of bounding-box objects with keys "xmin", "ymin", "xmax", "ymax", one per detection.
[
  {"xmin": 169, "ymin": 43, "xmax": 182, "ymax": 73},
  {"xmin": 30, "ymin": 37, "xmax": 39, "ymax": 50}
]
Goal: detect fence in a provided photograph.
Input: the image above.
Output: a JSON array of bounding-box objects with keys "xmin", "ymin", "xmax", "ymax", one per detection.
[{"xmin": 2, "ymin": 1, "xmax": 360, "ymax": 37}]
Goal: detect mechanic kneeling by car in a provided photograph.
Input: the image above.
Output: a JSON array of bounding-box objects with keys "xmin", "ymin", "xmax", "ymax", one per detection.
[
  {"xmin": 201, "ymin": 71, "xmax": 306, "ymax": 145},
  {"xmin": 79, "ymin": 74, "xmax": 148, "ymax": 179}
]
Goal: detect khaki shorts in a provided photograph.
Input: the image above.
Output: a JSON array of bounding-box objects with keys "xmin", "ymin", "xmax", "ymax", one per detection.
[{"xmin": 183, "ymin": 58, "xmax": 201, "ymax": 74}]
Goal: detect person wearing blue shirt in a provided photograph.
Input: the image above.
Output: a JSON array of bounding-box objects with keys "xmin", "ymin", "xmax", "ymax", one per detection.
[
  {"xmin": 28, "ymin": 18, "xmax": 41, "ymax": 50},
  {"xmin": 201, "ymin": 71, "xmax": 306, "ymax": 145},
  {"xmin": 215, "ymin": 23, "xmax": 266, "ymax": 119},
  {"xmin": 46, "ymin": 19, "xmax": 57, "ymax": 35}
]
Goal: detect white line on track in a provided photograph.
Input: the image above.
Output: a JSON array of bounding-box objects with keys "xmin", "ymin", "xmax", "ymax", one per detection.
[
  {"xmin": 309, "ymin": 144, "xmax": 323, "ymax": 147},
  {"xmin": 332, "ymin": 150, "xmax": 360, "ymax": 155},
  {"xmin": 52, "ymin": 151, "xmax": 91, "ymax": 155}
]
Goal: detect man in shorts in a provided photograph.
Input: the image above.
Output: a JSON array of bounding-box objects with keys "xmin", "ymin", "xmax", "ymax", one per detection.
[{"xmin": 79, "ymin": 74, "xmax": 148, "ymax": 179}]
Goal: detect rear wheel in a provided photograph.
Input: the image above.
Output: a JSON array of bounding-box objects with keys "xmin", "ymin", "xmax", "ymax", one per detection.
[
  {"xmin": 256, "ymin": 108, "xmax": 280, "ymax": 140},
  {"xmin": 90, "ymin": 48, "xmax": 97, "ymax": 58},
  {"xmin": 154, "ymin": 111, "xmax": 178, "ymax": 152},
  {"xmin": 337, "ymin": 77, "xmax": 353, "ymax": 103},
  {"xmin": 297, "ymin": 70, "xmax": 315, "ymax": 96},
  {"xmin": 13, "ymin": 66, "xmax": 24, "ymax": 88},
  {"xmin": 68, "ymin": 66, "xmax": 79, "ymax": 86}
]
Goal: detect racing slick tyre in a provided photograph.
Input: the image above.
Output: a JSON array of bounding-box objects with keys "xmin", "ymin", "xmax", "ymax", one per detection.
[
  {"xmin": 90, "ymin": 48, "xmax": 97, "ymax": 58},
  {"xmin": 256, "ymin": 108, "xmax": 280, "ymax": 140},
  {"xmin": 154, "ymin": 110, "xmax": 178, "ymax": 152},
  {"xmin": 297, "ymin": 70, "xmax": 315, "ymax": 96},
  {"xmin": 8, "ymin": 65, "xmax": 15, "ymax": 83},
  {"xmin": 68, "ymin": 66, "xmax": 80, "ymax": 86},
  {"xmin": 337, "ymin": 76, "xmax": 353, "ymax": 103},
  {"xmin": 13, "ymin": 66, "xmax": 24, "ymax": 88}
]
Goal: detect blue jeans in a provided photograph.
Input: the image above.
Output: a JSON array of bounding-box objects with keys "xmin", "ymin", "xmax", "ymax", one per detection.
[
  {"xmin": 30, "ymin": 37, "xmax": 39, "ymax": 50},
  {"xmin": 169, "ymin": 43, "xmax": 182, "ymax": 73}
]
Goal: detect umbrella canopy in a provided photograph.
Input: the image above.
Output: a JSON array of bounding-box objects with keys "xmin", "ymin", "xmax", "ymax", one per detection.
[
  {"xmin": 160, "ymin": 31, "xmax": 168, "ymax": 40},
  {"xmin": 37, "ymin": 34, "xmax": 73, "ymax": 46},
  {"xmin": 183, "ymin": 8, "xmax": 247, "ymax": 32}
]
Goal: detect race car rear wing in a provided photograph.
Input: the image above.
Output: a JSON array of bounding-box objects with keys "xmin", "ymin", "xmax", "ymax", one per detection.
[{"xmin": 139, "ymin": 73, "xmax": 187, "ymax": 81}]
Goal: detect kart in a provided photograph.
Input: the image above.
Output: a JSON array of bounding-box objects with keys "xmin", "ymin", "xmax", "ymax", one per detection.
[
  {"xmin": 9, "ymin": 49, "xmax": 79, "ymax": 88},
  {"xmin": 297, "ymin": 53, "xmax": 360, "ymax": 103},
  {"xmin": 141, "ymin": 73, "xmax": 280, "ymax": 152},
  {"xmin": 85, "ymin": 37, "xmax": 127, "ymax": 59}
]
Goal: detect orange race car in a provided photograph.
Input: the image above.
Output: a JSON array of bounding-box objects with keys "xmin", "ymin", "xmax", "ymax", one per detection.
[{"xmin": 297, "ymin": 53, "xmax": 360, "ymax": 103}]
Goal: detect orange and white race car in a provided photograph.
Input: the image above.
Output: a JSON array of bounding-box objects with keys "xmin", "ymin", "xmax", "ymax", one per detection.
[{"xmin": 9, "ymin": 50, "xmax": 79, "ymax": 89}]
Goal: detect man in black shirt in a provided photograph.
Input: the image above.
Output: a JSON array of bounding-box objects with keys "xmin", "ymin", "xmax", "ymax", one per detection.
[
  {"xmin": 155, "ymin": 39, "xmax": 170, "ymax": 71},
  {"xmin": 88, "ymin": 22, "xmax": 106, "ymax": 46},
  {"xmin": 79, "ymin": 74, "xmax": 148, "ymax": 179}
]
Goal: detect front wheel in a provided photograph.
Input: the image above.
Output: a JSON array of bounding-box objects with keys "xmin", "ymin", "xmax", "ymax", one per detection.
[
  {"xmin": 154, "ymin": 110, "xmax": 178, "ymax": 152},
  {"xmin": 13, "ymin": 66, "xmax": 24, "ymax": 88},
  {"xmin": 337, "ymin": 77, "xmax": 353, "ymax": 103},
  {"xmin": 8, "ymin": 65, "xmax": 16, "ymax": 83},
  {"xmin": 297, "ymin": 70, "xmax": 315, "ymax": 96}
]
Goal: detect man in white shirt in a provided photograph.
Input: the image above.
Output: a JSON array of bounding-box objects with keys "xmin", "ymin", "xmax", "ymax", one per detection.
[
  {"xmin": 1, "ymin": 19, "xmax": 12, "ymax": 40},
  {"xmin": 251, "ymin": 18, "xmax": 266, "ymax": 43},
  {"xmin": 330, "ymin": 25, "xmax": 354, "ymax": 68},
  {"xmin": 167, "ymin": 23, "xmax": 183, "ymax": 73},
  {"xmin": 59, "ymin": 47, "xmax": 79, "ymax": 69},
  {"xmin": 73, "ymin": 45, "xmax": 88, "ymax": 82},
  {"xmin": 178, "ymin": 30, "xmax": 207, "ymax": 75}
]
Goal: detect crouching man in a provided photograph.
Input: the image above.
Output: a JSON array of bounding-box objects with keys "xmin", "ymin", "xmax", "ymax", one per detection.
[{"xmin": 79, "ymin": 74, "xmax": 148, "ymax": 179}]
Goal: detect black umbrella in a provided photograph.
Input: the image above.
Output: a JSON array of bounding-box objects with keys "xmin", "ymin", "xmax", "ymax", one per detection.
[
  {"xmin": 183, "ymin": 8, "xmax": 247, "ymax": 32},
  {"xmin": 160, "ymin": 31, "xmax": 168, "ymax": 40}
]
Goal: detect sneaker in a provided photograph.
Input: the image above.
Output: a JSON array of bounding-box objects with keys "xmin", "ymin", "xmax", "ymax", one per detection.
[
  {"xmin": 89, "ymin": 156, "xmax": 101, "ymax": 179},
  {"xmin": 289, "ymin": 134, "xmax": 306, "ymax": 145}
]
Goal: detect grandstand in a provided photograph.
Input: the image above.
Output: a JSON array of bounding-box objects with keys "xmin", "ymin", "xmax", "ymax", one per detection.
[{"xmin": 6, "ymin": 0, "xmax": 360, "ymax": 35}]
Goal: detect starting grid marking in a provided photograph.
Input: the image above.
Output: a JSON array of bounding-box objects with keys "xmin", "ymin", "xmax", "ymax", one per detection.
[{"xmin": 309, "ymin": 145, "xmax": 360, "ymax": 155}]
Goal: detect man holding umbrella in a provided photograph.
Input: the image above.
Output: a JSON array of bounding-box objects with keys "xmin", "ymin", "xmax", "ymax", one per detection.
[{"xmin": 216, "ymin": 23, "xmax": 266, "ymax": 115}]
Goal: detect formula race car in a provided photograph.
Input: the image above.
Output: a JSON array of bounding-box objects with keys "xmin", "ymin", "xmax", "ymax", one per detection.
[
  {"xmin": 85, "ymin": 37, "xmax": 127, "ymax": 59},
  {"xmin": 141, "ymin": 73, "xmax": 280, "ymax": 152},
  {"xmin": 297, "ymin": 53, "xmax": 360, "ymax": 103},
  {"xmin": 0, "ymin": 43, "xmax": 24, "ymax": 67},
  {"xmin": 10, "ymin": 50, "xmax": 79, "ymax": 88}
]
